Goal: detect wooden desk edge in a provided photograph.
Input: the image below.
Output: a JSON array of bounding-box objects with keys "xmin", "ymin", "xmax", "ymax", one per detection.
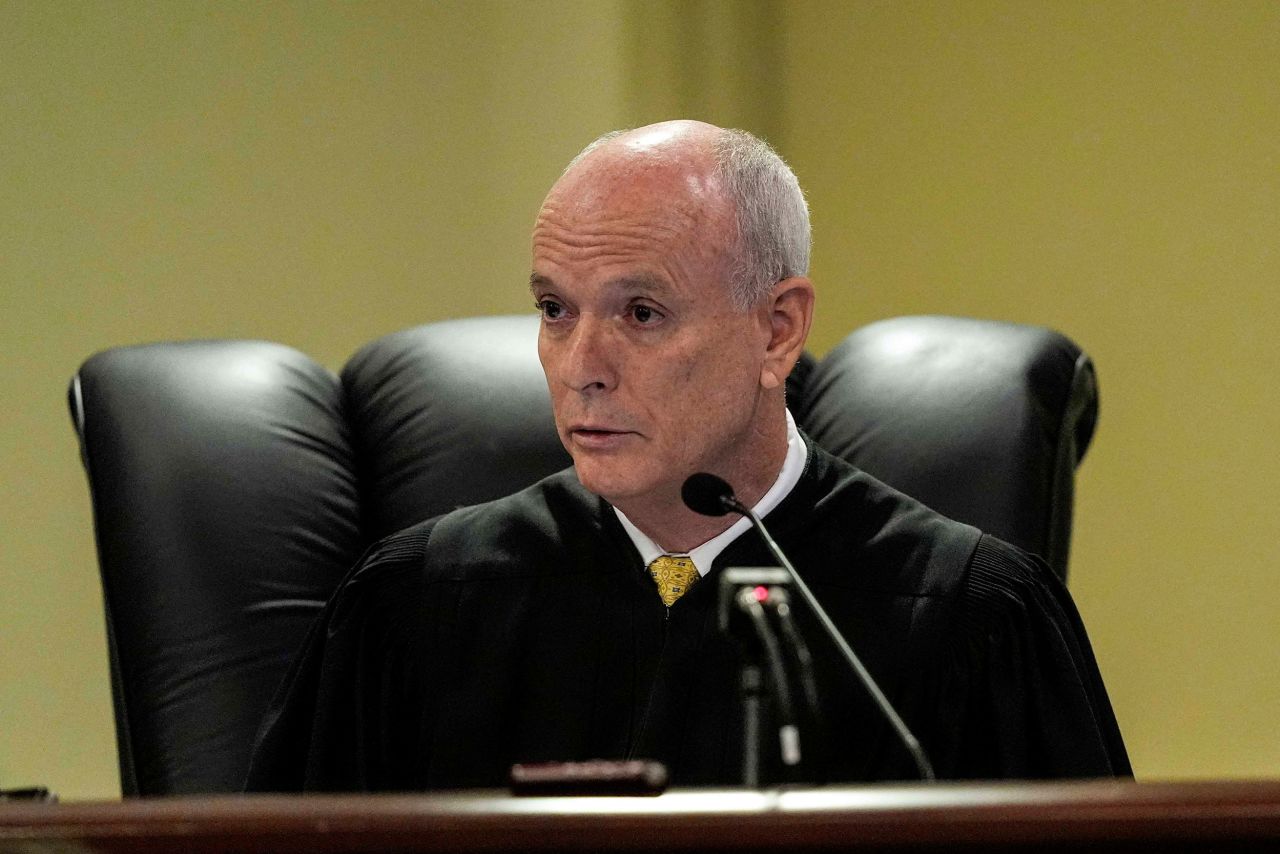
[{"xmin": 4, "ymin": 779, "xmax": 1280, "ymax": 853}]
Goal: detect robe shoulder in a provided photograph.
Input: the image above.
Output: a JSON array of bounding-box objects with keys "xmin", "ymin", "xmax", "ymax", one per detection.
[
  {"xmin": 922, "ymin": 534, "xmax": 1132, "ymax": 778},
  {"xmin": 340, "ymin": 466, "xmax": 602, "ymax": 598},
  {"xmin": 422, "ymin": 468, "xmax": 614, "ymax": 581},
  {"xmin": 243, "ymin": 469, "xmax": 611, "ymax": 792},
  {"xmin": 787, "ymin": 443, "xmax": 984, "ymax": 598},
  {"xmin": 780, "ymin": 445, "xmax": 1130, "ymax": 779},
  {"xmin": 242, "ymin": 518, "xmax": 437, "ymax": 792}
]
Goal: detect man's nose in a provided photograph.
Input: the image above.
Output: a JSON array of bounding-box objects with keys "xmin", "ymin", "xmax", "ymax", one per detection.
[{"xmin": 559, "ymin": 316, "xmax": 617, "ymax": 393}]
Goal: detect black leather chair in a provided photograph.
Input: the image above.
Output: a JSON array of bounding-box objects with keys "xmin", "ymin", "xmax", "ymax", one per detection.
[{"xmin": 69, "ymin": 314, "xmax": 1098, "ymax": 796}]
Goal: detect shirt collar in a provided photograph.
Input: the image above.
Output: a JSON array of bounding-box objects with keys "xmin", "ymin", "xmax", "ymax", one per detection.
[{"xmin": 614, "ymin": 409, "xmax": 808, "ymax": 577}]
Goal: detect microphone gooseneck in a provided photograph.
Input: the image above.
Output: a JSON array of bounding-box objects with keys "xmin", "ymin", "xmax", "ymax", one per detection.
[{"xmin": 681, "ymin": 472, "xmax": 937, "ymax": 782}]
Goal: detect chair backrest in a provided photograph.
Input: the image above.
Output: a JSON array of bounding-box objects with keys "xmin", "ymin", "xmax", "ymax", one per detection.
[
  {"xmin": 797, "ymin": 315, "xmax": 1097, "ymax": 576},
  {"xmin": 69, "ymin": 314, "xmax": 1097, "ymax": 796}
]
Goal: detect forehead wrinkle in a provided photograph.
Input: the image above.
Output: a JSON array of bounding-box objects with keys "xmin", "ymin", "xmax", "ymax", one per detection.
[
  {"xmin": 534, "ymin": 160, "xmax": 738, "ymax": 287},
  {"xmin": 595, "ymin": 273, "xmax": 672, "ymax": 297},
  {"xmin": 533, "ymin": 237, "xmax": 713, "ymax": 282},
  {"xmin": 534, "ymin": 224, "xmax": 698, "ymax": 256},
  {"xmin": 534, "ymin": 209, "xmax": 729, "ymax": 272},
  {"xmin": 535, "ymin": 203, "xmax": 705, "ymax": 241},
  {"xmin": 532, "ymin": 246, "xmax": 680, "ymax": 285}
]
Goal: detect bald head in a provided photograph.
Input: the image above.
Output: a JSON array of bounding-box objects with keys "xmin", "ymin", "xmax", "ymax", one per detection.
[
  {"xmin": 529, "ymin": 120, "xmax": 815, "ymax": 538},
  {"xmin": 561, "ymin": 120, "xmax": 721, "ymax": 176},
  {"xmin": 548, "ymin": 121, "xmax": 810, "ymax": 309}
]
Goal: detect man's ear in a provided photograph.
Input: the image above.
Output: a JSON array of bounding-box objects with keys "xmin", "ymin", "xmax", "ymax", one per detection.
[{"xmin": 759, "ymin": 276, "xmax": 815, "ymax": 390}]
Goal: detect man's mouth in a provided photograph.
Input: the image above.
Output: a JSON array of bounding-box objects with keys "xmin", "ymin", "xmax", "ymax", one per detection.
[{"xmin": 569, "ymin": 426, "xmax": 636, "ymax": 449}]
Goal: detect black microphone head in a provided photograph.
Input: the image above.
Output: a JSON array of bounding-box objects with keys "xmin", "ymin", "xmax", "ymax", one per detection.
[{"xmin": 682, "ymin": 472, "xmax": 736, "ymax": 517}]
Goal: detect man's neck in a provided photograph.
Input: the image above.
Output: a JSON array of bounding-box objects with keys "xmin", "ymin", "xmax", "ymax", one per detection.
[{"xmin": 612, "ymin": 411, "xmax": 791, "ymax": 554}]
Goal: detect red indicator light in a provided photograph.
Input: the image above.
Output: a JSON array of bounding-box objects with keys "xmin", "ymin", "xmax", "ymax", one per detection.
[{"xmin": 752, "ymin": 585, "xmax": 769, "ymax": 602}]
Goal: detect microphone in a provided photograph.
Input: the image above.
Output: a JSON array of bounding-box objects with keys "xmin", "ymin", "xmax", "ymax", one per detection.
[
  {"xmin": 681, "ymin": 472, "xmax": 744, "ymax": 516},
  {"xmin": 682, "ymin": 472, "xmax": 937, "ymax": 782},
  {"xmin": 765, "ymin": 586, "xmax": 826, "ymax": 778},
  {"xmin": 735, "ymin": 586, "xmax": 803, "ymax": 771}
]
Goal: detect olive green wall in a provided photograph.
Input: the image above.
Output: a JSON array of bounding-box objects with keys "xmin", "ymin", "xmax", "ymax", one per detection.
[
  {"xmin": 1, "ymin": 1, "xmax": 1276, "ymax": 799},
  {"xmin": 776, "ymin": 0, "xmax": 1280, "ymax": 780},
  {"xmin": 0, "ymin": 0, "xmax": 630, "ymax": 799}
]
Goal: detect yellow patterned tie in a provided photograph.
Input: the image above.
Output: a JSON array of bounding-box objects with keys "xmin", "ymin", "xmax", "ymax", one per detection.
[{"xmin": 648, "ymin": 555, "xmax": 699, "ymax": 607}]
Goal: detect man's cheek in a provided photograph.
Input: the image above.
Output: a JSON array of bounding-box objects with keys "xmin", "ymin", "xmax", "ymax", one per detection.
[{"xmin": 674, "ymin": 353, "xmax": 704, "ymax": 385}]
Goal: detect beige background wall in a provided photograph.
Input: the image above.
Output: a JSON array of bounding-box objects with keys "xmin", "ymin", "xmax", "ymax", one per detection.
[{"xmin": 1, "ymin": 0, "xmax": 1276, "ymax": 799}]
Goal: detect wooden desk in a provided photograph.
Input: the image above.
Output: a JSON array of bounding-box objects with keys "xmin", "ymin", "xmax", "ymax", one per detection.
[{"xmin": 4, "ymin": 780, "xmax": 1280, "ymax": 853}]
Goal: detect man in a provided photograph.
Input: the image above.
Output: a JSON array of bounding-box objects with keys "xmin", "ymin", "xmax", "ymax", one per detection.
[{"xmin": 246, "ymin": 121, "xmax": 1129, "ymax": 790}]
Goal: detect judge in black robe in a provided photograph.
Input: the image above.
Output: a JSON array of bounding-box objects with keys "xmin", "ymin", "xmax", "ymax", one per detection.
[{"xmin": 245, "ymin": 439, "xmax": 1130, "ymax": 791}]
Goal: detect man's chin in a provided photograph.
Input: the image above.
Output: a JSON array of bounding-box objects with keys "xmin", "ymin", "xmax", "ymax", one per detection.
[
  {"xmin": 571, "ymin": 464, "xmax": 652, "ymax": 505},
  {"xmin": 572, "ymin": 470, "xmax": 629, "ymax": 503}
]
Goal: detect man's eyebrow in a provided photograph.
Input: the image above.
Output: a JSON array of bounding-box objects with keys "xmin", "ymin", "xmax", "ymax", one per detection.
[{"xmin": 529, "ymin": 273, "xmax": 553, "ymax": 295}]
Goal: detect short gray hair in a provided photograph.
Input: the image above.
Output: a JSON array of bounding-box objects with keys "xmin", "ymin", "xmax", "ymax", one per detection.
[
  {"xmin": 563, "ymin": 126, "xmax": 811, "ymax": 309},
  {"xmin": 712, "ymin": 129, "xmax": 811, "ymax": 309}
]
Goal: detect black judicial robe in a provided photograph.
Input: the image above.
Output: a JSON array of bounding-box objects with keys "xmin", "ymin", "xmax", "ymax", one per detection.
[{"xmin": 245, "ymin": 442, "xmax": 1130, "ymax": 791}]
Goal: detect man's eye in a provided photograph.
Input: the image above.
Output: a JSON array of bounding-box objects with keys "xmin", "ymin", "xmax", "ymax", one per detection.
[
  {"xmin": 536, "ymin": 299, "xmax": 565, "ymax": 320},
  {"xmin": 631, "ymin": 305, "xmax": 659, "ymax": 324}
]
